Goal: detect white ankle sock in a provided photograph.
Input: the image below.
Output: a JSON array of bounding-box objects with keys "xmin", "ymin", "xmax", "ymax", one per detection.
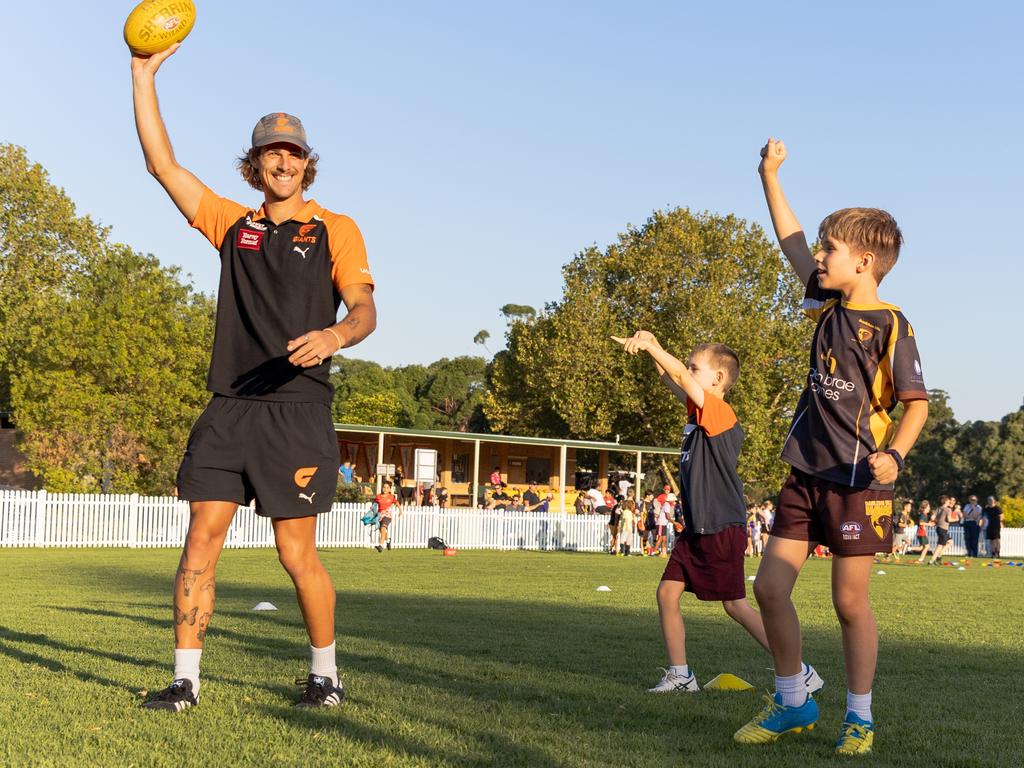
[
  {"xmin": 776, "ymin": 670, "xmax": 807, "ymax": 707},
  {"xmin": 173, "ymin": 648, "xmax": 202, "ymax": 695},
  {"xmin": 669, "ymin": 664, "xmax": 690, "ymax": 678},
  {"xmin": 310, "ymin": 642, "xmax": 338, "ymax": 686},
  {"xmin": 846, "ymin": 690, "xmax": 872, "ymax": 721}
]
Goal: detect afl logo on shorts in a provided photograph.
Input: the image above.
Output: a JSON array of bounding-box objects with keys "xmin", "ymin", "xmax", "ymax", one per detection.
[
  {"xmin": 841, "ymin": 521, "xmax": 862, "ymax": 540},
  {"xmin": 294, "ymin": 467, "xmax": 318, "ymax": 488}
]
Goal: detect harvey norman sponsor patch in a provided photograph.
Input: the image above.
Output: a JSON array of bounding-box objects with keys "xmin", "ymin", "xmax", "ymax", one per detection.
[{"xmin": 237, "ymin": 229, "xmax": 264, "ymax": 251}]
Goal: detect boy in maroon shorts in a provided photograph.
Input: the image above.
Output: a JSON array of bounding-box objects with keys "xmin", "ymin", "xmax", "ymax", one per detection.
[
  {"xmin": 735, "ymin": 140, "xmax": 929, "ymax": 755},
  {"xmin": 613, "ymin": 332, "xmax": 823, "ymax": 696}
]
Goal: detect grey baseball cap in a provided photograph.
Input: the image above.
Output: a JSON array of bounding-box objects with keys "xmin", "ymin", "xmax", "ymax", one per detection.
[{"xmin": 251, "ymin": 112, "xmax": 310, "ymax": 153}]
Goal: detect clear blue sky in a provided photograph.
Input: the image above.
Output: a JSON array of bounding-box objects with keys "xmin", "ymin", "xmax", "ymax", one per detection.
[{"xmin": 3, "ymin": 1, "xmax": 1020, "ymax": 423}]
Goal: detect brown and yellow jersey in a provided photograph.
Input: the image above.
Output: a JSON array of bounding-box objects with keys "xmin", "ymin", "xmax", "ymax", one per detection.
[
  {"xmin": 781, "ymin": 277, "xmax": 927, "ymax": 490},
  {"xmin": 190, "ymin": 187, "xmax": 373, "ymax": 404}
]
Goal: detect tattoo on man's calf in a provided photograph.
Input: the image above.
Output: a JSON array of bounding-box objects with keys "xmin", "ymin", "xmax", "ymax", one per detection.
[
  {"xmin": 174, "ymin": 605, "xmax": 198, "ymax": 626},
  {"xmin": 177, "ymin": 561, "xmax": 210, "ymax": 597}
]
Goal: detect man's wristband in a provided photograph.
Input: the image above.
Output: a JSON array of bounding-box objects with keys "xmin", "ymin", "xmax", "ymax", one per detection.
[
  {"xmin": 323, "ymin": 327, "xmax": 343, "ymax": 350},
  {"xmin": 884, "ymin": 449, "xmax": 905, "ymax": 471}
]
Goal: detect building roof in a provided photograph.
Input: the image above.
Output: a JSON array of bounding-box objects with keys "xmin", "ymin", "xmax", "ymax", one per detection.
[{"xmin": 333, "ymin": 423, "xmax": 677, "ymax": 455}]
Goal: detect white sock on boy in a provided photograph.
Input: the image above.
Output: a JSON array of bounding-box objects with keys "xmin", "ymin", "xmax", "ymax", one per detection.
[
  {"xmin": 776, "ymin": 671, "xmax": 806, "ymax": 707},
  {"xmin": 846, "ymin": 690, "xmax": 872, "ymax": 721}
]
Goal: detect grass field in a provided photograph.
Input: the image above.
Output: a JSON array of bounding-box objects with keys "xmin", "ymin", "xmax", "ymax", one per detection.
[{"xmin": 0, "ymin": 548, "xmax": 1021, "ymax": 768}]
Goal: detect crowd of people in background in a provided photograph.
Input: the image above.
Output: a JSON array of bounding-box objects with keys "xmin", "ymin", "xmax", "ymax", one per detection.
[
  {"xmin": 889, "ymin": 493, "xmax": 1005, "ymax": 563},
  {"xmin": 344, "ymin": 461, "xmax": 1009, "ymax": 562}
]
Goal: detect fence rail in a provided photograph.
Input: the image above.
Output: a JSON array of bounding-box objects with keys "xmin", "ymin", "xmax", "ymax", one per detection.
[{"xmin": 2, "ymin": 490, "xmax": 1022, "ymax": 556}]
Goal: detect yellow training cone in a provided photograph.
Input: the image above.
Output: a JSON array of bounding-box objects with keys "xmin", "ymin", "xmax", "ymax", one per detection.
[{"xmin": 703, "ymin": 673, "xmax": 755, "ymax": 691}]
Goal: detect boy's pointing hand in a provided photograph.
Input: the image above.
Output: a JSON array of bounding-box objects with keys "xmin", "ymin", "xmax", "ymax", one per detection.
[{"xmin": 611, "ymin": 331, "xmax": 660, "ymax": 355}]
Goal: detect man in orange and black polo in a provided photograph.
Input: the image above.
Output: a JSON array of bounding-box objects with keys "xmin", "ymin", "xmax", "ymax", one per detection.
[{"xmin": 132, "ymin": 43, "xmax": 376, "ymax": 712}]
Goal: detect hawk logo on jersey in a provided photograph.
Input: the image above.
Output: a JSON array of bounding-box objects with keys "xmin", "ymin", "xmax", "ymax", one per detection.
[
  {"xmin": 294, "ymin": 467, "xmax": 318, "ymax": 488},
  {"xmin": 293, "ymin": 223, "xmax": 317, "ymax": 244},
  {"xmin": 856, "ymin": 319, "xmax": 880, "ymax": 345},
  {"xmin": 864, "ymin": 499, "xmax": 892, "ymax": 539}
]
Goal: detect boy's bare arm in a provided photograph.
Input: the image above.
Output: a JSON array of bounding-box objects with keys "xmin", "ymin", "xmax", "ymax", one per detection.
[
  {"xmin": 758, "ymin": 139, "xmax": 817, "ymax": 285},
  {"xmin": 866, "ymin": 399, "xmax": 929, "ymax": 485},
  {"xmin": 611, "ymin": 332, "xmax": 705, "ymax": 408}
]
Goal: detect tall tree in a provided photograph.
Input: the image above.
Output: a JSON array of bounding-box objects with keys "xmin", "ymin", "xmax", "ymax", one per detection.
[
  {"xmin": 486, "ymin": 207, "xmax": 810, "ymax": 495},
  {"xmin": 416, "ymin": 356, "xmax": 487, "ymax": 432},
  {"xmin": 0, "ymin": 144, "xmax": 107, "ymax": 413},
  {"xmin": 11, "ymin": 245, "xmax": 214, "ymax": 493}
]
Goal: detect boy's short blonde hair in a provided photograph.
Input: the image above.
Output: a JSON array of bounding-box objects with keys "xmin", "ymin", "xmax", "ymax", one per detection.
[
  {"xmin": 690, "ymin": 343, "xmax": 740, "ymax": 394},
  {"xmin": 818, "ymin": 207, "xmax": 903, "ymax": 283}
]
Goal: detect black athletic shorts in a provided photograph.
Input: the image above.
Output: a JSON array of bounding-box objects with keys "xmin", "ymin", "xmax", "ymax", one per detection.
[
  {"xmin": 177, "ymin": 395, "xmax": 339, "ymax": 518},
  {"xmin": 936, "ymin": 527, "xmax": 951, "ymax": 546}
]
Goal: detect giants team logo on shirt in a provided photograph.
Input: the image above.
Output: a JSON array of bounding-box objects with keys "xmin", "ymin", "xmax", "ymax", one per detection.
[
  {"xmin": 292, "ymin": 223, "xmax": 317, "ymax": 244},
  {"xmin": 237, "ymin": 229, "xmax": 264, "ymax": 250}
]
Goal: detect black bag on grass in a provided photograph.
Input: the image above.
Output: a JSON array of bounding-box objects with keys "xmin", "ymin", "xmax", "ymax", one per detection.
[{"xmin": 427, "ymin": 536, "xmax": 448, "ymax": 550}]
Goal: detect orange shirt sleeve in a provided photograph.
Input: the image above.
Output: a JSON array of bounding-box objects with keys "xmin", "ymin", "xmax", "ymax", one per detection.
[
  {"xmin": 189, "ymin": 187, "xmax": 249, "ymax": 250},
  {"xmin": 686, "ymin": 392, "xmax": 738, "ymax": 438},
  {"xmin": 324, "ymin": 212, "xmax": 374, "ymax": 293}
]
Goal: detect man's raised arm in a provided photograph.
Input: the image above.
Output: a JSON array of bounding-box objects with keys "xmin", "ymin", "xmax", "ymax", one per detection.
[
  {"xmin": 758, "ymin": 138, "xmax": 816, "ymax": 285},
  {"xmin": 131, "ymin": 44, "xmax": 205, "ymax": 222}
]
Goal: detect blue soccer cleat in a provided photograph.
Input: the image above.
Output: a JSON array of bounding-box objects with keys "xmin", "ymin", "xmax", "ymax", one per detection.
[{"xmin": 734, "ymin": 692, "xmax": 818, "ymax": 744}]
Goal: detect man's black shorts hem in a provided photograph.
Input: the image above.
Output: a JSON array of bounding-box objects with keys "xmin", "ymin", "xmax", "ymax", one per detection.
[{"xmin": 177, "ymin": 396, "xmax": 339, "ymax": 519}]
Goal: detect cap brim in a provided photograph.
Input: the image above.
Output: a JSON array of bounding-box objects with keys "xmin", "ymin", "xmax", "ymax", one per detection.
[{"xmin": 253, "ymin": 136, "xmax": 311, "ymax": 153}]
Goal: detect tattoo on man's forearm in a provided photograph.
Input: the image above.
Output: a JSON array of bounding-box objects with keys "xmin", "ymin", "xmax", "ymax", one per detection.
[
  {"xmin": 174, "ymin": 605, "xmax": 198, "ymax": 626},
  {"xmin": 343, "ymin": 315, "xmax": 360, "ymax": 329},
  {"xmin": 196, "ymin": 611, "xmax": 212, "ymax": 641},
  {"xmin": 177, "ymin": 561, "xmax": 210, "ymax": 597},
  {"xmin": 200, "ymin": 578, "xmax": 215, "ymax": 597}
]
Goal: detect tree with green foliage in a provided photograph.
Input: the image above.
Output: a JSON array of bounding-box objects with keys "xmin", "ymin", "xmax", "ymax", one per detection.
[
  {"xmin": 416, "ymin": 356, "xmax": 487, "ymax": 432},
  {"xmin": 894, "ymin": 390, "xmax": 961, "ymax": 502},
  {"xmin": 486, "ymin": 207, "xmax": 810, "ymax": 495},
  {"xmin": 11, "ymin": 244, "xmax": 214, "ymax": 493},
  {"xmin": 499, "ymin": 304, "xmax": 537, "ymax": 323},
  {"xmin": 0, "ymin": 144, "xmax": 107, "ymax": 414},
  {"xmin": 335, "ymin": 390, "xmax": 407, "ymax": 427},
  {"xmin": 473, "ymin": 329, "xmax": 491, "ymax": 353},
  {"xmin": 331, "ymin": 355, "xmax": 488, "ymax": 432}
]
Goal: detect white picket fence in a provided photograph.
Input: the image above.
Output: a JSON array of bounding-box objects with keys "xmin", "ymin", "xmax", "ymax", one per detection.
[
  {"xmin": 0, "ymin": 490, "xmax": 628, "ymax": 552},
  {"xmin": 2, "ymin": 490, "xmax": 1022, "ymax": 556}
]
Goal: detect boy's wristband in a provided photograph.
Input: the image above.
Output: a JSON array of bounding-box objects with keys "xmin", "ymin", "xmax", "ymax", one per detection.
[{"xmin": 884, "ymin": 449, "xmax": 905, "ymax": 471}]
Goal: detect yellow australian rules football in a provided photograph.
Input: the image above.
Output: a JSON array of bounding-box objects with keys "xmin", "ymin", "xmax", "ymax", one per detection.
[{"xmin": 123, "ymin": 0, "xmax": 197, "ymax": 56}]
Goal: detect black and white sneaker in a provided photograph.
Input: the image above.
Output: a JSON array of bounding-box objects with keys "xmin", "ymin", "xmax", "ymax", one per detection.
[
  {"xmin": 295, "ymin": 674, "xmax": 345, "ymax": 708},
  {"xmin": 804, "ymin": 663, "xmax": 825, "ymax": 695},
  {"xmin": 647, "ymin": 667, "xmax": 700, "ymax": 693},
  {"xmin": 141, "ymin": 678, "xmax": 198, "ymax": 711}
]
